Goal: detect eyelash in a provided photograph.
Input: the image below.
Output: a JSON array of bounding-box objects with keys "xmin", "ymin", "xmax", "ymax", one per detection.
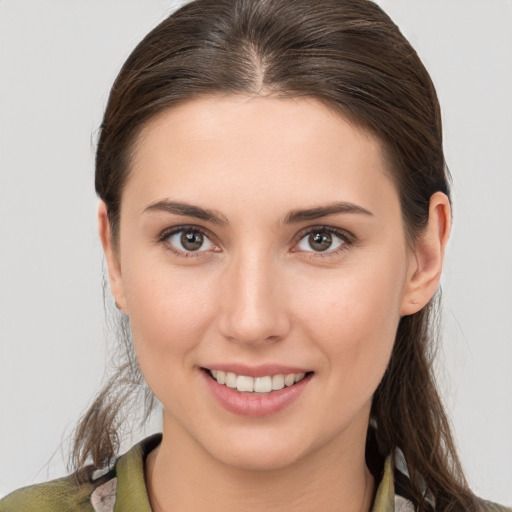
[
  {"xmin": 293, "ymin": 226, "xmax": 354, "ymax": 258},
  {"xmin": 157, "ymin": 225, "xmax": 219, "ymax": 258},
  {"xmin": 157, "ymin": 225, "xmax": 355, "ymax": 259}
]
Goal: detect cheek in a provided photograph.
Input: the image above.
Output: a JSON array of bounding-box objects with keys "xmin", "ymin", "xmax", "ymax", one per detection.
[
  {"xmin": 295, "ymin": 258, "xmax": 405, "ymax": 386},
  {"xmin": 120, "ymin": 260, "xmax": 218, "ymax": 378}
]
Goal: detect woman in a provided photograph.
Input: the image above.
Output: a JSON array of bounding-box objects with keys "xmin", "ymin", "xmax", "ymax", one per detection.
[{"xmin": 1, "ymin": 0, "xmax": 510, "ymax": 511}]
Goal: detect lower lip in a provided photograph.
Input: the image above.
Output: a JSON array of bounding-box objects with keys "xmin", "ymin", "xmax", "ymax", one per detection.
[{"xmin": 202, "ymin": 371, "xmax": 312, "ymax": 417}]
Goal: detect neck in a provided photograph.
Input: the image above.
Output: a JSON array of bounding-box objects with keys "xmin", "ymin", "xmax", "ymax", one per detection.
[{"xmin": 145, "ymin": 417, "xmax": 376, "ymax": 512}]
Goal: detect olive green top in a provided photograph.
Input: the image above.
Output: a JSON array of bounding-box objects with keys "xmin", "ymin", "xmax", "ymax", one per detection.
[{"xmin": 1, "ymin": 434, "xmax": 509, "ymax": 512}]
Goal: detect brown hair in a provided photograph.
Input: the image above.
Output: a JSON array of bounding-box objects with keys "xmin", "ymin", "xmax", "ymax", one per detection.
[{"xmin": 74, "ymin": 0, "xmax": 482, "ymax": 510}]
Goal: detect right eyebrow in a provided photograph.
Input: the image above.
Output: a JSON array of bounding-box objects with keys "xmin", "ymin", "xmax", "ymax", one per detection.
[{"xmin": 142, "ymin": 200, "xmax": 229, "ymax": 226}]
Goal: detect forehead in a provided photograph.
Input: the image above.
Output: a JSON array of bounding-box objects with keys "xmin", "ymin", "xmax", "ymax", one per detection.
[{"xmin": 125, "ymin": 95, "xmax": 399, "ymax": 219}]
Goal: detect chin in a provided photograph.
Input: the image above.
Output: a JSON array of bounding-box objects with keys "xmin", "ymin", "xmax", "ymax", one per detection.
[
  {"xmin": 200, "ymin": 425, "xmax": 321, "ymax": 473},
  {"xmin": 213, "ymin": 444, "xmax": 305, "ymax": 472}
]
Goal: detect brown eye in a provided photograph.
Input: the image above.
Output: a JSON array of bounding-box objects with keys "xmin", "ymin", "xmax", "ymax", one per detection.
[
  {"xmin": 181, "ymin": 231, "xmax": 204, "ymax": 251},
  {"xmin": 165, "ymin": 228, "xmax": 216, "ymax": 254},
  {"xmin": 296, "ymin": 228, "xmax": 347, "ymax": 254},
  {"xmin": 308, "ymin": 232, "xmax": 332, "ymax": 251}
]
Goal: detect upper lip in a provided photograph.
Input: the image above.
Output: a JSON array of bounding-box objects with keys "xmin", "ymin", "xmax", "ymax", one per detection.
[{"xmin": 202, "ymin": 364, "xmax": 311, "ymax": 378}]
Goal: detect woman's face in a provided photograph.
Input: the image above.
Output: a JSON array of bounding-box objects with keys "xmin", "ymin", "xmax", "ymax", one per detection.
[{"xmin": 106, "ymin": 95, "xmax": 419, "ymax": 470}]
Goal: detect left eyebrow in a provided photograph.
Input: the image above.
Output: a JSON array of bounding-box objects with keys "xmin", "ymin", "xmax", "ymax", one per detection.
[{"xmin": 283, "ymin": 201, "xmax": 373, "ymax": 224}]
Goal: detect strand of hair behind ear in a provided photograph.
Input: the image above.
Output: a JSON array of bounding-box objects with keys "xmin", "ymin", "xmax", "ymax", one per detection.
[{"xmin": 372, "ymin": 293, "xmax": 484, "ymax": 512}]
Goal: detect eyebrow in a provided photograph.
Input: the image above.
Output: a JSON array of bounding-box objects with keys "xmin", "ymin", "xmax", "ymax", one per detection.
[
  {"xmin": 143, "ymin": 200, "xmax": 229, "ymax": 225},
  {"xmin": 283, "ymin": 201, "xmax": 373, "ymax": 224},
  {"xmin": 143, "ymin": 199, "xmax": 373, "ymax": 225}
]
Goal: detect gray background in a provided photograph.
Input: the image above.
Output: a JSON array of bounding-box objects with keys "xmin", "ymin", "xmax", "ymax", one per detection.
[{"xmin": 1, "ymin": 0, "xmax": 511, "ymax": 504}]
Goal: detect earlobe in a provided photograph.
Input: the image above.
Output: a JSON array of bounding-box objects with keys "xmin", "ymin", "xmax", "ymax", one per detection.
[
  {"xmin": 400, "ymin": 191, "xmax": 451, "ymax": 316},
  {"xmin": 97, "ymin": 201, "xmax": 128, "ymax": 314}
]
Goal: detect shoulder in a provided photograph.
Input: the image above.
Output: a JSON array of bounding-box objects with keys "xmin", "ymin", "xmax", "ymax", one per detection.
[
  {"xmin": 0, "ymin": 475, "xmax": 96, "ymax": 512},
  {"xmin": 0, "ymin": 434, "xmax": 161, "ymax": 512}
]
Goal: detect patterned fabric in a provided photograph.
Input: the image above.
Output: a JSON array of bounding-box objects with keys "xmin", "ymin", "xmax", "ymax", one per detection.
[
  {"xmin": 0, "ymin": 434, "xmax": 509, "ymax": 512},
  {"xmin": 90, "ymin": 478, "xmax": 117, "ymax": 512},
  {"xmin": 395, "ymin": 495, "xmax": 416, "ymax": 512}
]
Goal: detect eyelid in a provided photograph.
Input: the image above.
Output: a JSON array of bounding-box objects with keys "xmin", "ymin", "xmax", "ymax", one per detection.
[
  {"xmin": 157, "ymin": 224, "xmax": 220, "ymax": 257},
  {"xmin": 291, "ymin": 225, "xmax": 355, "ymax": 255}
]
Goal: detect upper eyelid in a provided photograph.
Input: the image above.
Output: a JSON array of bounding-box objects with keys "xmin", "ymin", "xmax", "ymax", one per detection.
[
  {"xmin": 158, "ymin": 224, "xmax": 214, "ymax": 241},
  {"xmin": 293, "ymin": 225, "xmax": 355, "ymax": 244}
]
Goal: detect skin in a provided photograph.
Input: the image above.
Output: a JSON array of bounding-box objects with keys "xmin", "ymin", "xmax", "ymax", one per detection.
[{"xmin": 99, "ymin": 95, "xmax": 450, "ymax": 512}]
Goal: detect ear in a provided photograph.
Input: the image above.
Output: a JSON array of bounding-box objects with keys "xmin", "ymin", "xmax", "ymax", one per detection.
[
  {"xmin": 97, "ymin": 201, "xmax": 128, "ymax": 314},
  {"xmin": 400, "ymin": 191, "xmax": 451, "ymax": 316}
]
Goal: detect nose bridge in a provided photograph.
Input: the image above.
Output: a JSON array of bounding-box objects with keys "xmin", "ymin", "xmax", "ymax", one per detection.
[{"xmin": 219, "ymin": 245, "xmax": 290, "ymax": 344}]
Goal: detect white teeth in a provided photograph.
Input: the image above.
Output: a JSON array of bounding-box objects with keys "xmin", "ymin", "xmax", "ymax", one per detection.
[
  {"xmin": 254, "ymin": 376, "xmax": 272, "ymax": 393},
  {"xmin": 209, "ymin": 369, "xmax": 308, "ymax": 393},
  {"xmin": 271, "ymin": 374, "xmax": 285, "ymax": 390},
  {"xmin": 225, "ymin": 372, "xmax": 237, "ymax": 388},
  {"xmin": 236, "ymin": 375, "xmax": 254, "ymax": 392},
  {"xmin": 284, "ymin": 374, "xmax": 295, "ymax": 387}
]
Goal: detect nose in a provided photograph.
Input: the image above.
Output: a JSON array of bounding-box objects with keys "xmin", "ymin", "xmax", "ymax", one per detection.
[{"xmin": 217, "ymin": 249, "xmax": 292, "ymax": 345}]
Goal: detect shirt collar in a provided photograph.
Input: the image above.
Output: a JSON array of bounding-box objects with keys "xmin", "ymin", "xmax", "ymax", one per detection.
[{"xmin": 97, "ymin": 434, "xmax": 407, "ymax": 512}]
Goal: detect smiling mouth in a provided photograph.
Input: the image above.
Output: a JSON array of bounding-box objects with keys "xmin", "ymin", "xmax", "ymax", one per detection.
[{"xmin": 203, "ymin": 368, "xmax": 313, "ymax": 394}]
